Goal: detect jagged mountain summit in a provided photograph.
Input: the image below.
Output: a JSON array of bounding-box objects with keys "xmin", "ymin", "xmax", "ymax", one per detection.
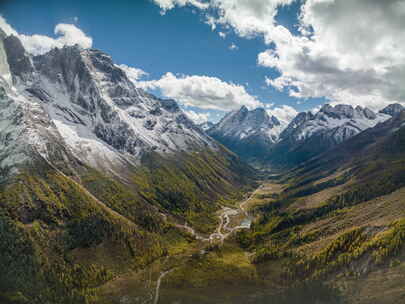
[
  {"xmin": 0, "ymin": 32, "xmax": 218, "ymax": 179},
  {"xmin": 280, "ymin": 104, "xmax": 388, "ymax": 143},
  {"xmin": 379, "ymin": 103, "xmax": 404, "ymax": 117},
  {"xmin": 0, "ymin": 28, "xmax": 254, "ymax": 227},
  {"xmin": 267, "ymin": 103, "xmax": 395, "ymax": 167},
  {"xmin": 207, "ymin": 106, "xmax": 285, "ymax": 161},
  {"xmin": 207, "ymin": 103, "xmax": 396, "ymax": 167}
]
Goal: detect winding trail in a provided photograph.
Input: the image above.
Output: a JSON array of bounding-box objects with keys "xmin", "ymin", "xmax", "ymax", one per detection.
[
  {"xmin": 153, "ymin": 184, "xmax": 264, "ymax": 303},
  {"xmin": 212, "ymin": 184, "xmax": 264, "ymax": 242},
  {"xmin": 153, "ymin": 269, "xmax": 175, "ymax": 304},
  {"xmin": 174, "ymin": 184, "xmax": 263, "ymax": 244},
  {"xmin": 240, "ymin": 185, "xmax": 263, "ymax": 214}
]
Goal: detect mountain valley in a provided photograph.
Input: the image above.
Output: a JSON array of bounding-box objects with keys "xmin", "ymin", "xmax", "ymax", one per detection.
[
  {"xmin": 0, "ymin": 29, "xmax": 256, "ymax": 303},
  {"xmin": 0, "ymin": 22, "xmax": 405, "ymax": 304}
]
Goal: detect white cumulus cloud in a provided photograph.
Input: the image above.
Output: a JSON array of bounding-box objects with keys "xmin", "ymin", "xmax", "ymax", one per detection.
[
  {"xmin": 153, "ymin": 0, "xmax": 294, "ymax": 44},
  {"xmin": 184, "ymin": 109, "xmax": 210, "ymax": 124},
  {"xmin": 53, "ymin": 23, "xmax": 92, "ymax": 48},
  {"xmin": 258, "ymin": 0, "xmax": 405, "ymax": 109},
  {"xmin": 207, "ymin": 0, "xmax": 294, "ymax": 43},
  {"xmin": 151, "ymin": 0, "xmax": 405, "ymax": 110},
  {"xmin": 0, "ymin": 16, "xmax": 92, "ymax": 55},
  {"xmin": 117, "ymin": 64, "xmax": 148, "ymax": 82},
  {"xmin": 138, "ymin": 72, "xmax": 262, "ymax": 111},
  {"xmin": 229, "ymin": 43, "xmax": 238, "ymax": 50},
  {"xmin": 152, "ymin": 0, "xmax": 209, "ymax": 13},
  {"xmin": 266, "ymin": 105, "xmax": 298, "ymax": 125}
]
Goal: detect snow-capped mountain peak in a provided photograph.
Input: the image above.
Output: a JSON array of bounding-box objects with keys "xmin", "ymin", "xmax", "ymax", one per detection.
[
  {"xmin": 0, "ymin": 30, "xmax": 12, "ymax": 87},
  {"xmin": 281, "ymin": 104, "xmax": 390, "ymax": 142},
  {"xmin": 379, "ymin": 103, "xmax": 404, "ymax": 117},
  {"xmin": 210, "ymin": 106, "xmax": 284, "ymax": 142},
  {"xmin": 0, "ymin": 31, "xmax": 216, "ymax": 178},
  {"xmin": 266, "ymin": 103, "xmax": 399, "ymax": 167},
  {"xmin": 207, "ymin": 106, "xmax": 287, "ymax": 160}
]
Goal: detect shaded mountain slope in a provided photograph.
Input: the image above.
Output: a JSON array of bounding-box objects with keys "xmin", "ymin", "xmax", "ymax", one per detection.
[
  {"xmin": 208, "ymin": 106, "xmax": 285, "ymax": 161},
  {"xmin": 265, "ymin": 104, "xmax": 391, "ymax": 169},
  {"xmin": 235, "ymin": 110, "xmax": 405, "ymax": 304},
  {"xmin": 0, "ymin": 29, "xmax": 256, "ymax": 303}
]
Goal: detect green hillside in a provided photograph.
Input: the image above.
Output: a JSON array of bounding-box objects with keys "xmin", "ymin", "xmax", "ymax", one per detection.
[
  {"xmin": 0, "ymin": 148, "xmax": 255, "ymax": 303},
  {"xmin": 234, "ymin": 113, "xmax": 405, "ymax": 303}
]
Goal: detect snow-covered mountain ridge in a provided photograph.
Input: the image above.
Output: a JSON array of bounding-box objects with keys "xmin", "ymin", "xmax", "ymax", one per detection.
[
  {"xmin": 209, "ymin": 106, "xmax": 285, "ymax": 142},
  {"xmin": 280, "ymin": 103, "xmax": 391, "ymax": 144},
  {"xmin": 379, "ymin": 103, "xmax": 404, "ymax": 117},
  {"xmin": 0, "ymin": 30, "xmax": 216, "ymax": 178},
  {"xmin": 207, "ymin": 102, "xmax": 401, "ymax": 166},
  {"xmin": 266, "ymin": 103, "xmax": 401, "ymax": 167},
  {"xmin": 207, "ymin": 106, "xmax": 286, "ymax": 160}
]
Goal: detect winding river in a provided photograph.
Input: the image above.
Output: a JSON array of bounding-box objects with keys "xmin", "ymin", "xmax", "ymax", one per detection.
[{"xmin": 153, "ymin": 185, "xmax": 263, "ymax": 303}]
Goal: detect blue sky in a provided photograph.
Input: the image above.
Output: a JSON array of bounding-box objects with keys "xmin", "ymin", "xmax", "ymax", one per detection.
[{"xmin": 1, "ymin": 0, "xmax": 403, "ymax": 123}]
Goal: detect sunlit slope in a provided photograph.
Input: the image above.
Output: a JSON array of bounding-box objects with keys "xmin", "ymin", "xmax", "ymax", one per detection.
[{"xmin": 238, "ymin": 112, "xmax": 405, "ymax": 304}]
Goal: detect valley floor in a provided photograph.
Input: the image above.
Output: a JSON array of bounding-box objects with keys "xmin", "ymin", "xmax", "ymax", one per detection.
[
  {"xmin": 96, "ymin": 183, "xmax": 269, "ymax": 304},
  {"xmin": 95, "ymin": 174, "xmax": 405, "ymax": 304}
]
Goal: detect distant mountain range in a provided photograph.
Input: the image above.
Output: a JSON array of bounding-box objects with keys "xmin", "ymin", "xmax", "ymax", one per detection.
[
  {"xmin": 206, "ymin": 103, "xmax": 404, "ymax": 168},
  {"xmin": 240, "ymin": 103, "xmax": 405, "ymax": 304}
]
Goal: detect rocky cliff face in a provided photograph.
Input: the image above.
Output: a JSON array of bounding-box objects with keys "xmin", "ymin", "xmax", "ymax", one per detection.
[
  {"xmin": 0, "ymin": 33, "xmax": 217, "ymax": 179},
  {"xmin": 206, "ymin": 103, "xmax": 396, "ymax": 167},
  {"xmin": 379, "ymin": 103, "xmax": 404, "ymax": 117},
  {"xmin": 279, "ymin": 104, "xmax": 389, "ymax": 144},
  {"xmin": 208, "ymin": 106, "xmax": 285, "ymax": 161},
  {"xmin": 267, "ymin": 104, "xmax": 394, "ymax": 168}
]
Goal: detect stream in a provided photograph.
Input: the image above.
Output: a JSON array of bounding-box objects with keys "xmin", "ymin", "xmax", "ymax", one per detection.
[
  {"xmin": 176, "ymin": 185, "xmax": 262, "ymax": 243},
  {"xmin": 153, "ymin": 185, "xmax": 263, "ymax": 303}
]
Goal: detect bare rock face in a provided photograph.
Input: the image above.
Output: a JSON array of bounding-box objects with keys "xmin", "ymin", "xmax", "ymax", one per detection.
[
  {"xmin": 279, "ymin": 104, "xmax": 389, "ymax": 144},
  {"xmin": 3, "ymin": 35, "xmax": 34, "ymax": 82},
  {"xmin": 0, "ymin": 32, "xmax": 217, "ymax": 178},
  {"xmin": 380, "ymin": 103, "xmax": 404, "ymax": 117},
  {"xmin": 206, "ymin": 103, "xmax": 392, "ymax": 165},
  {"xmin": 267, "ymin": 104, "xmax": 393, "ymax": 167},
  {"xmin": 207, "ymin": 106, "xmax": 285, "ymax": 160}
]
